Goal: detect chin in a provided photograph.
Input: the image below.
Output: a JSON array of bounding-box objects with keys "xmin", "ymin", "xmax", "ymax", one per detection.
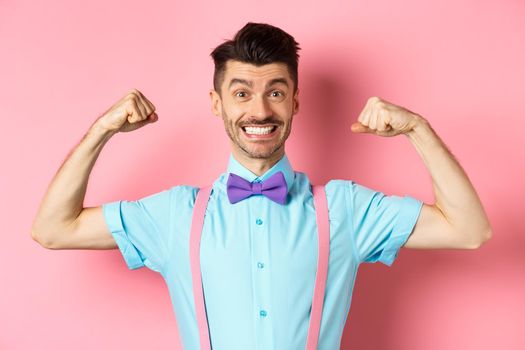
[
  {"xmin": 245, "ymin": 152, "xmax": 275, "ymax": 159},
  {"xmin": 241, "ymin": 143, "xmax": 284, "ymax": 159}
]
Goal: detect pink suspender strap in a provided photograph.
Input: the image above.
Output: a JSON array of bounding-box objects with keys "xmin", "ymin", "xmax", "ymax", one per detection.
[
  {"xmin": 306, "ymin": 184, "xmax": 330, "ymax": 350},
  {"xmin": 189, "ymin": 184, "xmax": 330, "ymax": 350},
  {"xmin": 190, "ymin": 185, "xmax": 213, "ymax": 350}
]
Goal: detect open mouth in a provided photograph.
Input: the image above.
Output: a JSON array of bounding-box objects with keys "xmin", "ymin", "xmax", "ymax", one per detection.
[{"xmin": 241, "ymin": 125, "xmax": 278, "ymax": 138}]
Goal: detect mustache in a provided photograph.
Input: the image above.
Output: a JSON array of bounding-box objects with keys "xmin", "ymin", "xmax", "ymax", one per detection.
[{"xmin": 239, "ymin": 118, "xmax": 282, "ymax": 126}]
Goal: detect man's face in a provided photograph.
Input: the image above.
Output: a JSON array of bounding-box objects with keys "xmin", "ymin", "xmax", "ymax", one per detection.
[{"xmin": 210, "ymin": 60, "xmax": 299, "ymax": 160}]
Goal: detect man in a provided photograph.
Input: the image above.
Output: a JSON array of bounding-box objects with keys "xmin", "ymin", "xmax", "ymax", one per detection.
[{"xmin": 31, "ymin": 22, "xmax": 492, "ymax": 349}]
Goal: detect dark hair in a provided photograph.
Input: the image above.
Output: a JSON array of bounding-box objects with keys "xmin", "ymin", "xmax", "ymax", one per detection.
[{"xmin": 210, "ymin": 22, "xmax": 301, "ymax": 95}]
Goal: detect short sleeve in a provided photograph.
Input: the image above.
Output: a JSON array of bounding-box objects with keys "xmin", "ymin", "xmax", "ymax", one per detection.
[
  {"xmin": 347, "ymin": 181, "xmax": 423, "ymax": 266},
  {"xmin": 102, "ymin": 188, "xmax": 172, "ymax": 273}
]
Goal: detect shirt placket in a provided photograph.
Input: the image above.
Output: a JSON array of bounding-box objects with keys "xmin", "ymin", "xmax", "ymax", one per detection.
[{"xmin": 250, "ymin": 180, "xmax": 275, "ymax": 350}]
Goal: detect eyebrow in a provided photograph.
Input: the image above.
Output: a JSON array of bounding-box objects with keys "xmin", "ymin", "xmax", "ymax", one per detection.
[{"xmin": 228, "ymin": 77, "xmax": 289, "ymax": 90}]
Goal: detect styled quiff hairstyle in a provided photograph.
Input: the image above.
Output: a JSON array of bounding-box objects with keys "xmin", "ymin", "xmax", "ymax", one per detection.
[{"xmin": 210, "ymin": 22, "xmax": 301, "ymax": 96}]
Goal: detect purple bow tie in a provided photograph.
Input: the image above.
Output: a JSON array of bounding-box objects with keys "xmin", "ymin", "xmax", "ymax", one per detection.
[{"xmin": 227, "ymin": 171, "xmax": 288, "ymax": 205}]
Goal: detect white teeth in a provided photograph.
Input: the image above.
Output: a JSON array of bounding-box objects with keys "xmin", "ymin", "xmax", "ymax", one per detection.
[{"xmin": 244, "ymin": 126, "xmax": 275, "ymax": 135}]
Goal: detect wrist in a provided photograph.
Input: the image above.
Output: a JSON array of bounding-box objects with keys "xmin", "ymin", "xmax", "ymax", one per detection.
[
  {"xmin": 405, "ymin": 115, "xmax": 443, "ymax": 151},
  {"xmin": 89, "ymin": 120, "xmax": 118, "ymax": 140},
  {"xmin": 82, "ymin": 122, "xmax": 117, "ymax": 152},
  {"xmin": 406, "ymin": 114, "xmax": 429, "ymax": 139}
]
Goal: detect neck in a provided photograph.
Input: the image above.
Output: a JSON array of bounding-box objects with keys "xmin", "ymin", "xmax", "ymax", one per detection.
[{"xmin": 232, "ymin": 148, "xmax": 285, "ymax": 177}]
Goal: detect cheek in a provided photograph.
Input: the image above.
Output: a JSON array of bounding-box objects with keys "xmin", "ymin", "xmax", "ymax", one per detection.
[
  {"xmin": 279, "ymin": 98, "xmax": 295, "ymax": 113},
  {"xmin": 223, "ymin": 105, "xmax": 245, "ymax": 124}
]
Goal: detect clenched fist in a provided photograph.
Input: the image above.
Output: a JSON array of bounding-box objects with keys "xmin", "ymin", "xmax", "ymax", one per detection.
[
  {"xmin": 95, "ymin": 88, "xmax": 158, "ymax": 133},
  {"xmin": 351, "ymin": 96, "xmax": 425, "ymax": 137}
]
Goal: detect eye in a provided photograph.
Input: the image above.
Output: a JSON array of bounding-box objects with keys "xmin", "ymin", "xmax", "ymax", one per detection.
[
  {"xmin": 235, "ymin": 91, "xmax": 247, "ymax": 98},
  {"xmin": 270, "ymin": 90, "xmax": 284, "ymax": 97}
]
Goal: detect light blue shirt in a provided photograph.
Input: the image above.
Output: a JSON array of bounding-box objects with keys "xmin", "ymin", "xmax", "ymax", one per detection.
[{"xmin": 102, "ymin": 153, "xmax": 423, "ymax": 349}]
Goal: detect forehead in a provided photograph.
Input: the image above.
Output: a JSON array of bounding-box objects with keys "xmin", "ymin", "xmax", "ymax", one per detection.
[{"xmin": 222, "ymin": 60, "xmax": 292, "ymax": 87}]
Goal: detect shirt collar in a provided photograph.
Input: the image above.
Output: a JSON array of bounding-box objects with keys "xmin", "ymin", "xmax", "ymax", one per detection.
[{"xmin": 225, "ymin": 153, "xmax": 295, "ymax": 194}]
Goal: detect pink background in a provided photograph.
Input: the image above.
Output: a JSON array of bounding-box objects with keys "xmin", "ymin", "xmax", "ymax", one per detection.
[{"xmin": 2, "ymin": 0, "xmax": 524, "ymax": 348}]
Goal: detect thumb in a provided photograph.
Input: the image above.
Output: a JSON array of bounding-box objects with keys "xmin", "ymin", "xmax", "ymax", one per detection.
[{"xmin": 351, "ymin": 122, "xmax": 371, "ymax": 133}]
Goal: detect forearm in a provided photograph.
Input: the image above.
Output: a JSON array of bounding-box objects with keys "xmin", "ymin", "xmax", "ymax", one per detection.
[
  {"xmin": 31, "ymin": 121, "xmax": 116, "ymax": 241},
  {"xmin": 405, "ymin": 117, "xmax": 492, "ymax": 243}
]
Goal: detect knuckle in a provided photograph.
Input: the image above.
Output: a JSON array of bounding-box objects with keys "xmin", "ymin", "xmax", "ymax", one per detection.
[
  {"xmin": 127, "ymin": 90, "xmax": 140, "ymax": 100},
  {"xmin": 125, "ymin": 94, "xmax": 137, "ymax": 103},
  {"xmin": 368, "ymin": 96, "xmax": 380, "ymax": 104}
]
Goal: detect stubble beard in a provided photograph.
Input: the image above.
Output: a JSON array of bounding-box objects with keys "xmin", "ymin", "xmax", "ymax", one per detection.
[{"xmin": 221, "ymin": 109, "xmax": 292, "ymax": 160}]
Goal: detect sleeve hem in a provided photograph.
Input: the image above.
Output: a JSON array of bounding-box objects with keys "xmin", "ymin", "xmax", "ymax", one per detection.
[
  {"xmin": 102, "ymin": 201, "xmax": 145, "ymax": 270},
  {"xmin": 377, "ymin": 195, "xmax": 423, "ymax": 266}
]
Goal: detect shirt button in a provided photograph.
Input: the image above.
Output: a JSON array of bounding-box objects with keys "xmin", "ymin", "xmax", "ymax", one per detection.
[
  {"xmin": 256, "ymin": 218, "xmax": 263, "ymax": 225},
  {"xmin": 257, "ymin": 262, "xmax": 264, "ymax": 269},
  {"xmin": 259, "ymin": 310, "xmax": 267, "ymax": 317}
]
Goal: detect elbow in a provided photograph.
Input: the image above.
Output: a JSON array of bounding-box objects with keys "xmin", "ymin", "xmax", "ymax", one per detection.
[
  {"xmin": 31, "ymin": 219, "xmax": 76, "ymax": 249},
  {"xmin": 31, "ymin": 228, "xmax": 58, "ymax": 249},
  {"xmin": 467, "ymin": 227, "xmax": 493, "ymax": 249},
  {"xmin": 480, "ymin": 227, "xmax": 493, "ymax": 246}
]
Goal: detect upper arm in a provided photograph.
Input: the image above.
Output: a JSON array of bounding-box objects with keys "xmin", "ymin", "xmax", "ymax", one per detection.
[
  {"xmin": 48, "ymin": 206, "xmax": 117, "ymax": 250},
  {"xmin": 402, "ymin": 203, "xmax": 482, "ymax": 249},
  {"xmin": 46, "ymin": 186, "xmax": 189, "ymax": 273}
]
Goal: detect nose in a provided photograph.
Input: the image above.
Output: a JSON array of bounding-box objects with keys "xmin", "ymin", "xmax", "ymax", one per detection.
[{"xmin": 250, "ymin": 95, "xmax": 272, "ymax": 119}]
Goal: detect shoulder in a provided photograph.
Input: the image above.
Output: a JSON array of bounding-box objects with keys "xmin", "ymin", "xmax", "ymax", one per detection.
[
  {"xmin": 325, "ymin": 178, "xmax": 354, "ymax": 189},
  {"xmin": 290, "ymin": 172, "xmax": 358, "ymax": 197},
  {"xmin": 128, "ymin": 185, "xmax": 201, "ymax": 209},
  {"xmin": 136, "ymin": 184, "xmax": 198, "ymax": 200},
  {"xmin": 324, "ymin": 179, "xmax": 383, "ymax": 200},
  {"xmin": 315, "ymin": 179, "xmax": 381, "ymax": 210},
  {"xmin": 323, "ymin": 179, "xmax": 354, "ymax": 208},
  {"xmin": 166, "ymin": 184, "xmax": 201, "ymax": 203},
  {"xmin": 291, "ymin": 174, "xmax": 355, "ymax": 208},
  {"xmin": 324, "ymin": 178, "xmax": 355, "ymax": 197},
  {"xmin": 292, "ymin": 172, "xmax": 372, "ymax": 195}
]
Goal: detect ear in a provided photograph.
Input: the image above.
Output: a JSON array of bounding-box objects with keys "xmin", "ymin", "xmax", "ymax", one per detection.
[
  {"xmin": 292, "ymin": 88, "xmax": 300, "ymax": 115},
  {"xmin": 209, "ymin": 89, "xmax": 222, "ymax": 117}
]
